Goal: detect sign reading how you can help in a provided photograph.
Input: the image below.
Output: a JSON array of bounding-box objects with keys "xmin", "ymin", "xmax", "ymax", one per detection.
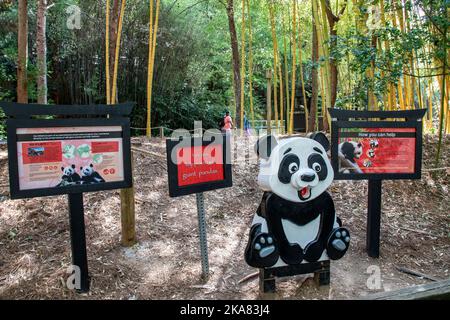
[
  {"xmin": 330, "ymin": 108, "xmax": 426, "ymax": 181},
  {"xmin": 338, "ymin": 127, "xmax": 416, "ymax": 175}
]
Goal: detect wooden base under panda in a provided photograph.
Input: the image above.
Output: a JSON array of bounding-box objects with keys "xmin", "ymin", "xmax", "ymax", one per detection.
[{"xmin": 259, "ymin": 260, "xmax": 330, "ymax": 293}]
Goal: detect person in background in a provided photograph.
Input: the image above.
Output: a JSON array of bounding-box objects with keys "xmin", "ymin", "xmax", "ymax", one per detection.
[
  {"xmin": 244, "ymin": 111, "xmax": 251, "ymax": 136},
  {"xmin": 222, "ymin": 111, "xmax": 233, "ymax": 136}
]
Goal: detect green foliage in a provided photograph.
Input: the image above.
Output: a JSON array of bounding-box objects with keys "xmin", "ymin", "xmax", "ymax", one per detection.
[{"xmin": 0, "ymin": 0, "xmax": 447, "ymax": 137}]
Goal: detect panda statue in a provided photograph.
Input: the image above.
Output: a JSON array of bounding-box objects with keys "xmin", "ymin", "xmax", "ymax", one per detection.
[
  {"xmin": 244, "ymin": 133, "xmax": 350, "ymax": 276},
  {"xmin": 80, "ymin": 164, "xmax": 106, "ymax": 184}
]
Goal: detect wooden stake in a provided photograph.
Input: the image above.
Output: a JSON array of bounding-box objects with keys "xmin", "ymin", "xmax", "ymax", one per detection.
[{"xmin": 121, "ymin": 152, "xmax": 136, "ymax": 247}]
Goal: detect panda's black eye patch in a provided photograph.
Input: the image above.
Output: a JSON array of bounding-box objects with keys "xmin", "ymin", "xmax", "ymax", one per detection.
[
  {"xmin": 278, "ymin": 154, "xmax": 300, "ymax": 184},
  {"xmin": 308, "ymin": 154, "xmax": 328, "ymax": 181}
]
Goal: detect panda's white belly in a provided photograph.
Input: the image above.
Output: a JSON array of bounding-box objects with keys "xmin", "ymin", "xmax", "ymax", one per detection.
[
  {"xmin": 251, "ymin": 214, "xmax": 339, "ymax": 267},
  {"xmin": 282, "ymin": 216, "xmax": 320, "ymax": 248}
]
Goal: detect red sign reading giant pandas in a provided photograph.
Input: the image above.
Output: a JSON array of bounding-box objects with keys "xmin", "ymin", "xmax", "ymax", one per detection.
[{"xmin": 166, "ymin": 135, "xmax": 232, "ymax": 197}]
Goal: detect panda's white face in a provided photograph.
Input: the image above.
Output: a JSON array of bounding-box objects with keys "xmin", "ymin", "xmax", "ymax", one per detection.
[
  {"xmin": 63, "ymin": 166, "xmax": 75, "ymax": 176},
  {"xmin": 81, "ymin": 166, "xmax": 94, "ymax": 176},
  {"xmin": 258, "ymin": 137, "xmax": 334, "ymax": 203}
]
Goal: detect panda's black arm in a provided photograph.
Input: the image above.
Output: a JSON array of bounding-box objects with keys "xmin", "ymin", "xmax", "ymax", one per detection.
[
  {"xmin": 93, "ymin": 172, "xmax": 106, "ymax": 182},
  {"xmin": 265, "ymin": 194, "xmax": 289, "ymax": 244},
  {"xmin": 315, "ymin": 192, "xmax": 336, "ymax": 243}
]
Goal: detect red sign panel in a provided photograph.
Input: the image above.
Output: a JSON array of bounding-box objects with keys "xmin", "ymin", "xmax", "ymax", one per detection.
[
  {"xmin": 22, "ymin": 141, "xmax": 62, "ymax": 164},
  {"xmin": 176, "ymin": 145, "xmax": 224, "ymax": 186},
  {"xmin": 166, "ymin": 136, "xmax": 232, "ymax": 197},
  {"xmin": 338, "ymin": 127, "xmax": 416, "ymax": 174}
]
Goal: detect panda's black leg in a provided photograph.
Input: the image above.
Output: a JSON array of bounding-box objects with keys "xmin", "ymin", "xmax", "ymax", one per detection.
[
  {"xmin": 244, "ymin": 223, "xmax": 279, "ymax": 268},
  {"xmin": 326, "ymin": 227, "xmax": 350, "ymax": 260}
]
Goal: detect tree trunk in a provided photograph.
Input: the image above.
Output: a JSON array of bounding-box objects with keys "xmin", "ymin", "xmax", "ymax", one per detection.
[
  {"xmin": 37, "ymin": 0, "xmax": 47, "ymax": 104},
  {"xmin": 309, "ymin": 8, "xmax": 319, "ymax": 131},
  {"xmin": 226, "ymin": 0, "xmax": 241, "ymax": 128},
  {"xmin": 323, "ymin": 0, "xmax": 347, "ymax": 109},
  {"xmin": 17, "ymin": 0, "xmax": 28, "ymax": 103}
]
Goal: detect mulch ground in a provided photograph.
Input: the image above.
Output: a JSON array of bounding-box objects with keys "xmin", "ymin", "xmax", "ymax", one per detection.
[{"xmin": 0, "ymin": 134, "xmax": 448, "ymax": 299}]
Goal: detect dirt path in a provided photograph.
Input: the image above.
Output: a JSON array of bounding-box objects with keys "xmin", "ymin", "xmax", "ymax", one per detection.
[{"xmin": 0, "ymin": 135, "xmax": 448, "ymax": 299}]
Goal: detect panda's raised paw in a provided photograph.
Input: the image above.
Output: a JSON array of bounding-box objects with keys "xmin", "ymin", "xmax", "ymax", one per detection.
[
  {"xmin": 326, "ymin": 227, "xmax": 350, "ymax": 260},
  {"xmin": 244, "ymin": 232, "xmax": 279, "ymax": 268}
]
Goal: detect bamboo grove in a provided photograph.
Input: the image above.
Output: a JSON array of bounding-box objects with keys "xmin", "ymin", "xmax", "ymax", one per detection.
[
  {"xmin": 232, "ymin": 0, "xmax": 448, "ymax": 161},
  {"xmin": 0, "ymin": 0, "xmax": 448, "ymax": 162},
  {"xmin": 101, "ymin": 0, "xmax": 449, "ymax": 142}
]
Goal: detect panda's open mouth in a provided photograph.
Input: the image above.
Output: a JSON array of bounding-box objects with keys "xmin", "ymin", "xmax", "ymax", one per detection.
[{"xmin": 298, "ymin": 186, "xmax": 311, "ymax": 200}]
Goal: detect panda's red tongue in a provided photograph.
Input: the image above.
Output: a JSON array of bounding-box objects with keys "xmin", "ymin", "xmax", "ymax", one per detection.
[{"xmin": 300, "ymin": 187, "xmax": 310, "ymax": 198}]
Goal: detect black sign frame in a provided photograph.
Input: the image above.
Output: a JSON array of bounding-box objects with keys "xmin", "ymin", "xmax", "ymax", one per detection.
[
  {"xmin": 6, "ymin": 117, "xmax": 132, "ymax": 199},
  {"xmin": 166, "ymin": 135, "xmax": 232, "ymax": 198}
]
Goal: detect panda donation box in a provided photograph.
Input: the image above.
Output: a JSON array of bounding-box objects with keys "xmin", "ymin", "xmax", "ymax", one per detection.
[
  {"xmin": 329, "ymin": 108, "xmax": 426, "ymax": 258},
  {"xmin": 0, "ymin": 102, "xmax": 133, "ymax": 292}
]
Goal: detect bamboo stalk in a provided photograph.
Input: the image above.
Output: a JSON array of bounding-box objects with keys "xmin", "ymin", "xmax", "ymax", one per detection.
[
  {"xmin": 106, "ymin": 0, "xmax": 111, "ymax": 104},
  {"xmin": 278, "ymin": 53, "xmax": 284, "ymax": 133},
  {"xmin": 282, "ymin": 9, "xmax": 290, "ymax": 132},
  {"xmin": 289, "ymin": 0, "xmax": 297, "ymax": 134},
  {"xmin": 245, "ymin": 0, "xmax": 255, "ymax": 128},
  {"xmin": 147, "ymin": 0, "xmax": 161, "ymax": 137},
  {"xmin": 298, "ymin": 14, "xmax": 308, "ymax": 133},
  {"xmin": 111, "ymin": 0, "xmax": 126, "ymax": 104},
  {"xmin": 269, "ymin": 1, "xmax": 279, "ymax": 126},
  {"xmin": 146, "ymin": 0, "xmax": 154, "ymax": 137}
]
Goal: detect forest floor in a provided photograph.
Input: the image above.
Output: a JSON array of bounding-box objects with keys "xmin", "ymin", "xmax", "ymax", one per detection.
[{"xmin": 0, "ymin": 135, "xmax": 449, "ymax": 300}]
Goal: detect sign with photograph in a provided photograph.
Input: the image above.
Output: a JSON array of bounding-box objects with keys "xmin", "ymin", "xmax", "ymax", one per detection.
[
  {"xmin": 330, "ymin": 108, "xmax": 426, "ymax": 180},
  {"xmin": 166, "ymin": 135, "xmax": 232, "ymax": 197},
  {"xmin": 337, "ymin": 127, "xmax": 416, "ymax": 175},
  {"xmin": 6, "ymin": 118, "xmax": 132, "ymax": 199}
]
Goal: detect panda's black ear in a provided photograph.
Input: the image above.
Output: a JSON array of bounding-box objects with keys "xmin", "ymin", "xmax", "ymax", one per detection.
[
  {"xmin": 61, "ymin": 167, "xmax": 64, "ymax": 172},
  {"xmin": 90, "ymin": 164, "xmax": 93, "ymax": 168},
  {"xmin": 80, "ymin": 167, "xmax": 83, "ymax": 170},
  {"xmin": 308, "ymin": 132, "xmax": 330, "ymax": 152},
  {"xmin": 71, "ymin": 164, "xmax": 75, "ymax": 169},
  {"xmin": 255, "ymin": 135, "xmax": 278, "ymax": 160}
]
